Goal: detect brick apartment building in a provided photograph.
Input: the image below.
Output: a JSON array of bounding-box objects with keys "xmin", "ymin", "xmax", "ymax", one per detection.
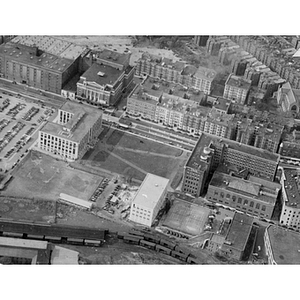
[
  {"xmin": 135, "ymin": 52, "xmax": 216, "ymax": 94},
  {"xmin": 223, "ymin": 74, "xmax": 251, "ymax": 104}
]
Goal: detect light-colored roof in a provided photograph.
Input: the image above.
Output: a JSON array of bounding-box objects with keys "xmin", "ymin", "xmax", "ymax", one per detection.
[
  {"xmin": 132, "ymin": 173, "xmax": 169, "ymax": 210},
  {"xmin": 41, "ymin": 101, "xmax": 102, "ymax": 143},
  {"xmin": 51, "ymin": 245, "xmax": 79, "ymax": 265},
  {"xmin": 59, "ymin": 193, "xmax": 92, "ymax": 209},
  {"xmin": 0, "ymin": 236, "xmax": 48, "ymax": 249}
]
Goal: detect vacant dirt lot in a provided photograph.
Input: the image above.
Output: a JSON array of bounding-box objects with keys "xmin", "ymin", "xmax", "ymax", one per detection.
[
  {"xmin": 0, "ymin": 196, "xmax": 56, "ymax": 222},
  {"xmin": 3, "ymin": 151, "xmax": 102, "ymax": 201}
]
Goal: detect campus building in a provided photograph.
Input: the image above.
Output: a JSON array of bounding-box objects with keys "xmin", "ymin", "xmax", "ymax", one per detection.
[
  {"xmin": 182, "ymin": 134, "xmax": 215, "ymax": 196},
  {"xmin": 206, "ymin": 170, "xmax": 281, "ymax": 220},
  {"xmin": 37, "ymin": 102, "xmax": 102, "ymax": 161},
  {"xmin": 0, "ymin": 36, "xmax": 88, "ymax": 94},
  {"xmin": 264, "ymin": 225, "xmax": 300, "ymax": 264},
  {"xmin": 206, "ymin": 213, "xmax": 255, "ymax": 261},
  {"xmin": 129, "ymin": 173, "xmax": 169, "ymax": 227},
  {"xmin": 76, "ymin": 58, "xmax": 135, "ymax": 106},
  {"xmin": 223, "ymin": 74, "xmax": 251, "ymax": 104},
  {"xmin": 182, "ymin": 134, "xmax": 280, "ymax": 197},
  {"xmin": 279, "ymin": 168, "xmax": 300, "ymax": 230}
]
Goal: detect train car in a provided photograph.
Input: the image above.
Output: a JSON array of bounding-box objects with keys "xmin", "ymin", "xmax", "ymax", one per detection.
[
  {"xmin": 123, "ymin": 235, "xmax": 141, "ymax": 245},
  {"xmin": 143, "ymin": 233, "xmax": 160, "ymax": 244},
  {"xmin": 84, "ymin": 239, "xmax": 102, "ymax": 247},
  {"xmin": 174, "ymin": 245, "xmax": 190, "ymax": 255},
  {"xmin": 128, "ymin": 231, "xmax": 145, "ymax": 240},
  {"xmin": 171, "ymin": 250, "xmax": 189, "ymax": 262},
  {"xmin": 159, "ymin": 238, "xmax": 176, "ymax": 250},
  {"xmin": 67, "ymin": 238, "xmax": 84, "ymax": 245},
  {"xmin": 44, "ymin": 236, "xmax": 62, "ymax": 243},
  {"xmin": 155, "ymin": 244, "xmax": 172, "ymax": 255},
  {"xmin": 140, "ymin": 239, "xmax": 156, "ymax": 250},
  {"xmin": 3, "ymin": 232, "xmax": 24, "ymax": 238},
  {"xmin": 26, "ymin": 234, "xmax": 45, "ymax": 240},
  {"xmin": 117, "ymin": 232, "xmax": 126, "ymax": 239}
]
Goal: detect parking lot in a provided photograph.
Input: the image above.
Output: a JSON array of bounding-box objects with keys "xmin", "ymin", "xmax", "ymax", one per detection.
[{"xmin": 0, "ymin": 90, "xmax": 54, "ymax": 171}]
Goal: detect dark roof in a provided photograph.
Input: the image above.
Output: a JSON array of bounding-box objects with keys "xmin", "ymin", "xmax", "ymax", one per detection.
[{"xmin": 79, "ymin": 63, "xmax": 123, "ymax": 87}]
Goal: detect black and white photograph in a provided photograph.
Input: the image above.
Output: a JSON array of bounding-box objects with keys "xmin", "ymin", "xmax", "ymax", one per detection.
[{"xmin": 1, "ymin": 2, "xmax": 299, "ymax": 299}]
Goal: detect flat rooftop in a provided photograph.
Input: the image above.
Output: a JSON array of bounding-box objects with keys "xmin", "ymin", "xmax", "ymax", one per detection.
[
  {"xmin": 223, "ymin": 213, "xmax": 254, "ymax": 252},
  {"xmin": 209, "ymin": 171, "xmax": 280, "ymax": 205},
  {"xmin": 162, "ymin": 200, "xmax": 210, "ymax": 236},
  {"xmin": 194, "ymin": 66, "xmax": 217, "ymax": 81},
  {"xmin": 186, "ymin": 133, "xmax": 214, "ymax": 170},
  {"xmin": 267, "ymin": 225, "xmax": 300, "ymax": 264},
  {"xmin": 213, "ymin": 97, "xmax": 232, "ymax": 112},
  {"xmin": 282, "ymin": 168, "xmax": 300, "ymax": 208},
  {"xmin": 0, "ymin": 236, "xmax": 48, "ymax": 249},
  {"xmin": 0, "ymin": 43, "xmax": 73, "ymax": 73},
  {"xmin": 78, "ymin": 63, "xmax": 123, "ymax": 87},
  {"xmin": 41, "ymin": 101, "xmax": 102, "ymax": 143},
  {"xmin": 10, "ymin": 36, "xmax": 88, "ymax": 60},
  {"xmin": 132, "ymin": 173, "xmax": 169, "ymax": 210},
  {"xmin": 225, "ymin": 74, "xmax": 251, "ymax": 90}
]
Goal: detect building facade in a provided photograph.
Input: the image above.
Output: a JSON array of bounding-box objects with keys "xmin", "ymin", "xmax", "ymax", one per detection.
[
  {"xmin": 223, "ymin": 74, "xmax": 251, "ymax": 104},
  {"xmin": 129, "ymin": 173, "xmax": 169, "ymax": 227},
  {"xmin": 206, "ymin": 171, "xmax": 281, "ymax": 220},
  {"xmin": 37, "ymin": 102, "xmax": 102, "ymax": 161},
  {"xmin": 77, "ymin": 62, "xmax": 135, "ymax": 106}
]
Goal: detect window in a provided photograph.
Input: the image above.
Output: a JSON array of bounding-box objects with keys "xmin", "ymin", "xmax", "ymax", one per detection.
[
  {"xmin": 256, "ymin": 203, "xmax": 260, "ymax": 210},
  {"xmin": 232, "ymin": 196, "xmax": 236, "ymax": 202},
  {"xmin": 262, "ymin": 205, "xmax": 266, "ymax": 211},
  {"xmin": 226, "ymin": 194, "xmax": 230, "ymax": 199},
  {"xmin": 238, "ymin": 198, "xmax": 242, "ymax": 204},
  {"xmin": 250, "ymin": 201, "xmax": 254, "ymax": 208},
  {"xmin": 220, "ymin": 192, "xmax": 224, "ymax": 198},
  {"xmin": 244, "ymin": 199, "xmax": 248, "ymax": 206}
]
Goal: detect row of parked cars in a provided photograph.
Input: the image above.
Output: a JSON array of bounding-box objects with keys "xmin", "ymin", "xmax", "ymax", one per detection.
[
  {"xmin": 0, "ymin": 121, "xmax": 25, "ymax": 153},
  {"xmin": 22, "ymin": 107, "xmax": 39, "ymax": 122},
  {"xmin": 7, "ymin": 103, "xmax": 26, "ymax": 119},
  {"xmin": 90, "ymin": 178, "xmax": 110, "ymax": 202},
  {"xmin": 0, "ymin": 99, "xmax": 10, "ymax": 112},
  {"xmin": 0, "ymin": 119, "xmax": 10, "ymax": 133}
]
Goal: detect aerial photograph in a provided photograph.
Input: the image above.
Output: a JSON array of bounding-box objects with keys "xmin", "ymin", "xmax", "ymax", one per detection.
[{"xmin": 1, "ymin": 33, "xmax": 300, "ymax": 268}]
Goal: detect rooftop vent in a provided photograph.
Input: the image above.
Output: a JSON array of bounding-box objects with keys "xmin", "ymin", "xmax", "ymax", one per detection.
[{"xmin": 97, "ymin": 71, "xmax": 105, "ymax": 77}]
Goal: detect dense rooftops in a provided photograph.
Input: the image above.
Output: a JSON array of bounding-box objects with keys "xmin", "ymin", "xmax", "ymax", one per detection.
[
  {"xmin": 10, "ymin": 35, "xmax": 88, "ymax": 60},
  {"xmin": 41, "ymin": 101, "xmax": 102, "ymax": 142},
  {"xmin": 194, "ymin": 66, "xmax": 217, "ymax": 81},
  {"xmin": 79, "ymin": 63, "xmax": 123, "ymax": 87},
  {"xmin": 93, "ymin": 49, "xmax": 130, "ymax": 68},
  {"xmin": 132, "ymin": 173, "xmax": 169, "ymax": 210}
]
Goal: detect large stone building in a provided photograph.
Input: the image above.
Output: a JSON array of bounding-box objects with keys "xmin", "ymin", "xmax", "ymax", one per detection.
[
  {"xmin": 206, "ymin": 170, "xmax": 281, "ymax": 220},
  {"xmin": 129, "ymin": 173, "xmax": 169, "ymax": 227},
  {"xmin": 276, "ymin": 81, "xmax": 300, "ymax": 113},
  {"xmin": 76, "ymin": 49, "xmax": 135, "ymax": 106},
  {"xmin": 37, "ymin": 102, "xmax": 102, "ymax": 161},
  {"xmin": 0, "ymin": 36, "xmax": 88, "ymax": 94}
]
